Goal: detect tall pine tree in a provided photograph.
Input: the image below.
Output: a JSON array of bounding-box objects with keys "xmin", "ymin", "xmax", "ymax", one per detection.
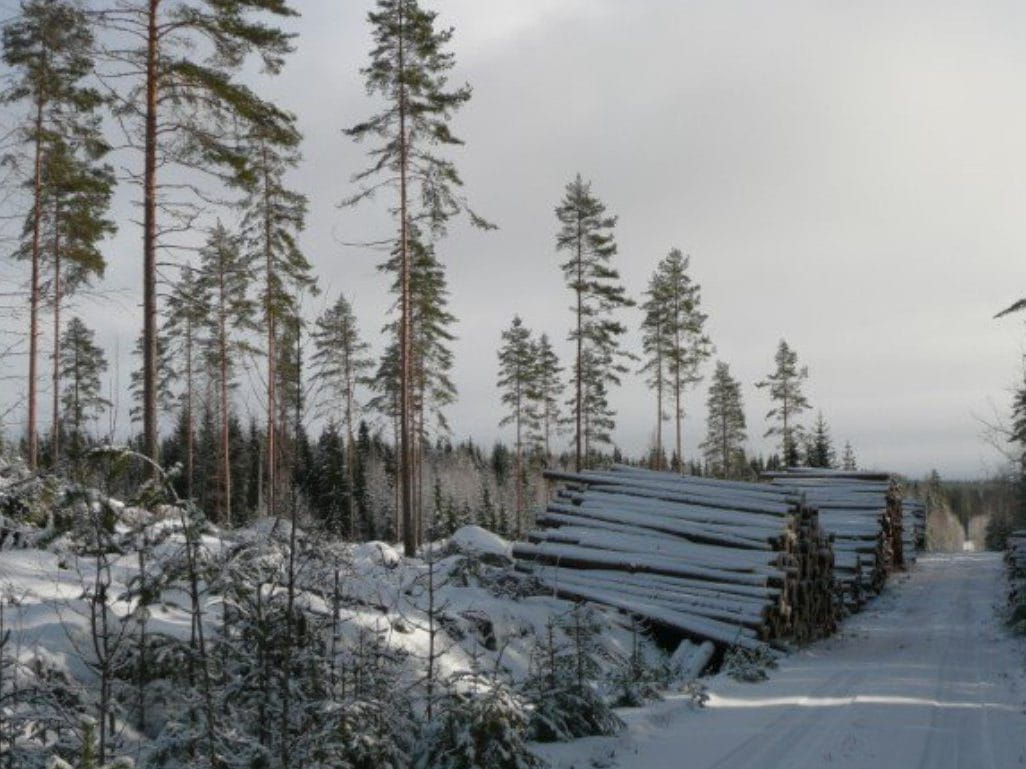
[
  {"xmin": 555, "ymin": 175, "xmax": 633, "ymax": 470},
  {"xmin": 236, "ymin": 115, "xmax": 315, "ymax": 515},
  {"xmin": 40, "ymin": 138, "xmax": 115, "ymax": 467},
  {"xmin": 756, "ymin": 339, "xmax": 810, "ymax": 467},
  {"xmin": 3, "ymin": 0, "xmax": 104, "ymax": 469},
  {"xmin": 640, "ymin": 249, "xmax": 712, "ymax": 473},
  {"xmin": 497, "ymin": 315, "xmax": 538, "ymax": 536},
  {"xmin": 528, "ymin": 333, "xmax": 564, "ymax": 464},
  {"xmin": 196, "ymin": 224, "xmax": 258, "ymax": 524},
  {"xmin": 97, "ymin": 0, "xmax": 299, "ymax": 470},
  {"xmin": 345, "ymin": 0, "xmax": 492, "ymax": 555}
]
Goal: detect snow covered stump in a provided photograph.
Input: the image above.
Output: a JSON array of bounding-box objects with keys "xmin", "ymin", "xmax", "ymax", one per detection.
[{"xmin": 513, "ymin": 466, "xmax": 838, "ymax": 661}]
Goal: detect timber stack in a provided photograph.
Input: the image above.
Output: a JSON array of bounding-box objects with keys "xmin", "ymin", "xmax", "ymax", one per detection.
[
  {"xmin": 764, "ymin": 469, "xmax": 904, "ymax": 613},
  {"xmin": 513, "ymin": 465, "xmax": 837, "ymax": 654},
  {"xmin": 902, "ymin": 497, "xmax": 927, "ymax": 561}
]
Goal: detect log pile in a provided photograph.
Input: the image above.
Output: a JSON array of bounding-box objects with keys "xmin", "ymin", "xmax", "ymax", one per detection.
[
  {"xmin": 902, "ymin": 498, "xmax": 927, "ymax": 559},
  {"xmin": 513, "ymin": 466, "xmax": 837, "ymax": 653},
  {"xmin": 764, "ymin": 469, "xmax": 904, "ymax": 612}
]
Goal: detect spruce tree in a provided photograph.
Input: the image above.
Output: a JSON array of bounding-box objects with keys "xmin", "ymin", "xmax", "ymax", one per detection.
[
  {"xmin": 804, "ymin": 411, "xmax": 835, "ymax": 468},
  {"xmin": 345, "ymin": 0, "xmax": 492, "ymax": 555},
  {"xmin": 555, "ymin": 174, "xmax": 634, "ymax": 470},
  {"xmin": 497, "ymin": 316, "xmax": 538, "ymax": 536},
  {"xmin": 58, "ymin": 316, "xmax": 110, "ymax": 459},
  {"xmin": 196, "ymin": 224, "xmax": 258, "ymax": 524},
  {"xmin": 701, "ymin": 361, "xmax": 747, "ymax": 479},
  {"xmin": 96, "ymin": 0, "xmax": 299, "ymax": 470},
  {"xmin": 528, "ymin": 333, "xmax": 564, "ymax": 464},
  {"xmin": 841, "ymin": 440, "xmax": 857, "ymax": 471},
  {"xmin": 756, "ymin": 339, "xmax": 810, "ymax": 467},
  {"xmin": 312, "ymin": 293, "xmax": 374, "ymax": 535},
  {"xmin": 3, "ymin": 0, "xmax": 105, "ymax": 469}
]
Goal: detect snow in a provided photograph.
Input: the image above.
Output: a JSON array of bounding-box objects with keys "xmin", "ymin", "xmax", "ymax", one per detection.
[
  {"xmin": 534, "ymin": 552, "xmax": 1026, "ymax": 769},
  {"xmin": 447, "ymin": 524, "xmax": 512, "ymax": 562}
]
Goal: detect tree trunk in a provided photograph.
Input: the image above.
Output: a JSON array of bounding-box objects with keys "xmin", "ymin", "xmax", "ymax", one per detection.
[
  {"xmin": 674, "ymin": 293, "xmax": 683, "ymax": 475},
  {"xmin": 575, "ymin": 214, "xmax": 583, "ymax": 472},
  {"xmin": 185, "ymin": 315, "xmax": 194, "ymax": 500},
  {"xmin": 397, "ymin": 3, "xmax": 415, "ymax": 556},
  {"xmin": 27, "ymin": 99, "xmax": 44, "ymax": 470},
  {"xmin": 142, "ymin": 0, "xmax": 160, "ymax": 472},
  {"xmin": 345, "ymin": 374, "xmax": 355, "ymax": 538},
  {"xmin": 218, "ymin": 266, "xmax": 231, "ymax": 525},
  {"xmin": 515, "ymin": 375, "xmax": 523, "ymax": 537},
  {"xmin": 51, "ymin": 199, "xmax": 62, "ymax": 467},
  {"xmin": 263, "ymin": 145, "xmax": 277, "ymax": 516},
  {"xmin": 655, "ymin": 318, "xmax": 663, "ymax": 471}
]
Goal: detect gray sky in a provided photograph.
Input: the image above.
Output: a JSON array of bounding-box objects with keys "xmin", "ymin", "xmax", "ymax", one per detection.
[{"xmin": 6, "ymin": 0, "xmax": 1026, "ymax": 479}]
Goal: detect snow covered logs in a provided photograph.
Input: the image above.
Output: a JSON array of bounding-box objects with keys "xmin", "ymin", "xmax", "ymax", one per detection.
[
  {"xmin": 512, "ymin": 467, "xmax": 836, "ymax": 652},
  {"xmin": 764, "ymin": 470, "xmax": 905, "ymax": 612}
]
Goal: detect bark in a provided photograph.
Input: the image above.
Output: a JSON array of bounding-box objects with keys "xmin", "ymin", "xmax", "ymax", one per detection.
[
  {"xmin": 142, "ymin": 0, "xmax": 160, "ymax": 472},
  {"xmin": 51, "ymin": 200, "xmax": 62, "ymax": 466},
  {"xmin": 263, "ymin": 145, "xmax": 277, "ymax": 516},
  {"xmin": 397, "ymin": 3, "xmax": 415, "ymax": 556},
  {"xmin": 217, "ymin": 262, "xmax": 231, "ymax": 524},
  {"xmin": 574, "ymin": 212, "xmax": 583, "ymax": 472},
  {"xmin": 27, "ymin": 99, "xmax": 44, "ymax": 470}
]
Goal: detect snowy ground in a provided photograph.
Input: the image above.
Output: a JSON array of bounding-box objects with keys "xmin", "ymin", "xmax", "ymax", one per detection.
[{"xmin": 537, "ymin": 552, "xmax": 1026, "ymax": 769}]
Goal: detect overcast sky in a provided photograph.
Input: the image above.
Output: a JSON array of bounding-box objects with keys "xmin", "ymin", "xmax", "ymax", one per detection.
[{"xmin": 5, "ymin": 0, "xmax": 1026, "ymax": 480}]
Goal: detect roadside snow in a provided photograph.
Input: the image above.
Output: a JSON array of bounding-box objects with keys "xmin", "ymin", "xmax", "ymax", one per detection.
[{"xmin": 534, "ymin": 552, "xmax": 1026, "ymax": 769}]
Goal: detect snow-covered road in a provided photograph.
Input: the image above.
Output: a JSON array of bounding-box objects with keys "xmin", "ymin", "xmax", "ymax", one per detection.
[{"xmin": 540, "ymin": 552, "xmax": 1026, "ymax": 769}]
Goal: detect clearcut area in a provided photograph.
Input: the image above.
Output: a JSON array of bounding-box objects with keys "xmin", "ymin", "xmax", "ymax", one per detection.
[{"xmin": 537, "ymin": 552, "xmax": 1026, "ymax": 769}]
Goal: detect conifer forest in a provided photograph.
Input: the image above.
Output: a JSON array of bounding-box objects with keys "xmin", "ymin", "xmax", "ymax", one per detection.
[{"xmin": 0, "ymin": 2, "xmax": 1025, "ymax": 768}]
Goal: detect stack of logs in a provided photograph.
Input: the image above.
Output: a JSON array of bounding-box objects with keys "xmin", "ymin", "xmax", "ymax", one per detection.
[
  {"xmin": 764, "ymin": 470, "xmax": 904, "ymax": 613},
  {"xmin": 902, "ymin": 497, "xmax": 927, "ymax": 561},
  {"xmin": 513, "ymin": 466, "xmax": 836, "ymax": 653}
]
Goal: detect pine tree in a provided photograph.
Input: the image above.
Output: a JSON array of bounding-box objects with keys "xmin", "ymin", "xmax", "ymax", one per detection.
[
  {"xmin": 373, "ymin": 231, "xmax": 459, "ymax": 543},
  {"xmin": 58, "ymin": 316, "xmax": 110, "ymax": 459},
  {"xmin": 3, "ymin": 0, "xmax": 105, "ymax": 469},
  {"xmin": 497, "ymin": 316, "xmax": 538, "ymax": 537},
  {"xmin": 804, "ymin": 411, "xmax": 835, "ymax": 468},
  {"xmin": 528, "ymin": 333, "xmax": 563, "ymax": 464},
  {"xmin": 196, "ymin": 224, "xmax": 258, "ymax": 524},
  {"xmin": 556, "ymin": 174, "xmax": 634, "ymax": 470},
  {"xmin": 841, "ymin": 440, "xmax": 857, "ymax": 471},
  {"xmin": 161, "ymin": 265, "xmax": 207, "ymax": 500},
  {"xmin": 642, "ymin": 250, "xmax": 712, "ymax": 473},
  {"xmin": 756, "ymin": 339, "xmax": 810, "ymax": 467},
  {"xmin": 97, "ymin": 0, "xmax": 299, "ymax": 470},
  {"xmin": 236, "ymin": 114, "xmax": 315, "ymax": 515},
  {"xmin": 39, "ymin": 138, "xmax": 115, "ymax": 468},
  {"xmin": 346, "ymin": 0, "xmax": 493, "ymax": 556},
  {"xmin": 640, "ymin": 270, "xmax": 670, "ymax": 469},
  {"xmin": 312, "ymin": 293, "xmax": 374, "ymax": 536},
  {"xmin": 701, "ymin": 361, "xmax": 747, "ymax": 479}
]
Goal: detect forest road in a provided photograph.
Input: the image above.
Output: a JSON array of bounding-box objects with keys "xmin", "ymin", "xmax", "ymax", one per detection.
[{"xmin": 551, "ymin": 552, "xmax": 1026, "ymax": 769}]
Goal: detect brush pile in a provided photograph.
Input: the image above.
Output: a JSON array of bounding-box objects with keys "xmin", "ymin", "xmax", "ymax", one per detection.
[{"xmin": 513, "ymin": 466, "xmax": 836, "ymax": 653}]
